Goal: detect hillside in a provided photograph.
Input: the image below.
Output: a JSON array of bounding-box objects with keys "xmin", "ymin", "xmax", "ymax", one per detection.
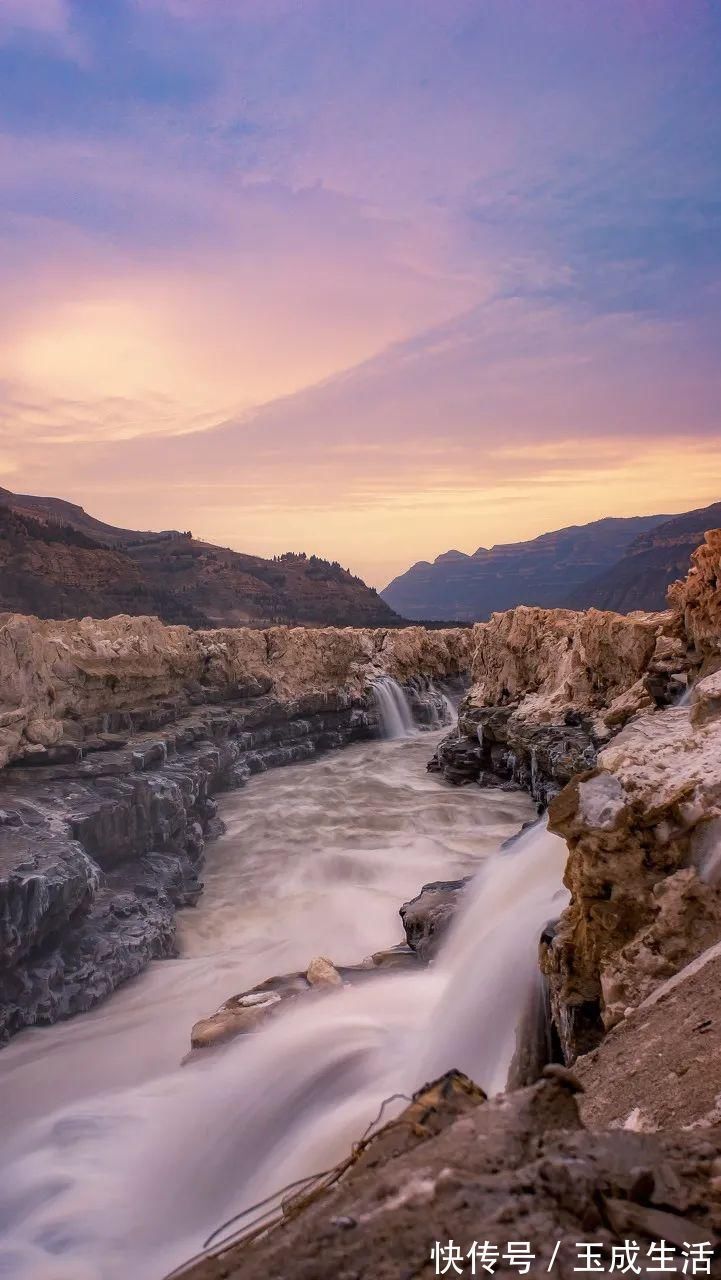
[
  {"xmin": 566, "ymin": 501, "xmax": 721, "ymax": 613},
  {"xmin": 381, "ymin": 514, "xmax": 668, "ymax": 621},
  {"xmin": 0, "ymin": 487, "xmax": 401, "ymax": 629}
]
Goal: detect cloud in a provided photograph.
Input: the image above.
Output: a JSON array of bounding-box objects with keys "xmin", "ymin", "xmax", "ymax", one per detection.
[
  {"xmin": 6, "ymin": 289, "xmax": 721, "ymax": 583},
  {"xmin": 1, "ymin": 0, "xmax": 720, "ymax": 582}
]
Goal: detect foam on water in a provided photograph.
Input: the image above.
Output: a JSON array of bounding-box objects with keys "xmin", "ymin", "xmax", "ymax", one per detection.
[{"xmin": 0, "ymin": 731, "xmax": 567, "ymax": 1280}]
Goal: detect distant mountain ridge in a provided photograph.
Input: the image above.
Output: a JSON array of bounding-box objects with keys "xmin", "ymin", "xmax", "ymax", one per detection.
[
  {"xmin": 0, "ymin": 487, "xmax": 401, "ymax": 629},
  {"xmin": 382, "ymin": 504, "xmax": 721, "ymax": 621},
  {"xmin": 568, "ymin": 502, "xmax": 721, "ymax": 614}
]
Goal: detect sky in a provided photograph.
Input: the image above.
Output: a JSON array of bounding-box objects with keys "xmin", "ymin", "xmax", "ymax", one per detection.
[{"xmin": 0, "ymin": 0, "xmax": 720, "ymax": 586}]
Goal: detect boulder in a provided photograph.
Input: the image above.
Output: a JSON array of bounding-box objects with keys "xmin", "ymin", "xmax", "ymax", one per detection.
[
  {"xmin": 306, "ymin": 956, "xmax": 343, "ymax": 988},
  {"xmin": 400, "ymin": 878, "xmax": 470, "ymax": 961}
]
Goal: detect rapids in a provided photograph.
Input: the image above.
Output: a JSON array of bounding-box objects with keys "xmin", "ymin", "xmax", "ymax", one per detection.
[{"xmin": 0, "ymin": 717, "xmax": 569, "ymax": 1280}]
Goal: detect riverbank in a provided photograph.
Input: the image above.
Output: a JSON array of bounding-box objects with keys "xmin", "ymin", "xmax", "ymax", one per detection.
[
  {"xmin": 0, "ymin": 615, "xmax": 469, "ymax": 1041},
  {"xmin": 0, "ymin": 728, "xmax": 536, "ymax": 1280},
  {"xmin": 167, "ymin": 529, "xmax": 721, "ymax": 1279},
  {"xmin": 3, "ymin": 530, "xmax": 721, "ymax": 1278}
]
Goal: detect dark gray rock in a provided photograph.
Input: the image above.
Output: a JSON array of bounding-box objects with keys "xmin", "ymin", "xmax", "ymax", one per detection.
[
  {"xmin": 0, "ymin": 674, "xmax": 455, "ymax": 1045},
  {"xmin": 429, "ymin": 704, "xmax": 598, "ymax": 806},
  {"xmin": 400, "ymin": 877, "xmax": 471, "ymax": 960},
  {"xmin": 0, "ymin": 828, "xmax": 98, "ymax": 965}
]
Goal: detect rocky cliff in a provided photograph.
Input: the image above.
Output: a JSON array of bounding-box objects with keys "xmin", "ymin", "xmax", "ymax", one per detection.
[
  {"xmin": 668, "ymin": 526, "xmax": 721, "ymax": 662},
  {"xmin": 541, "ymin": 530, "xmax": 721, "ymax": 1060},
  {"xmin": 0, "ymin": 613, "xmax": 470, "ymax": 770},
  {"xmin": 0, "ymin": 614, "xmax": 469, "ymax": 1042},
  {"xmin": 543, "ymin": 675, "xmax": 721, "ymax": 1058},
  {"xmin": 431, "ymin": 530, "xmax": 721, "ymax": 1066},
  {"xmin": 430, "ymin": 604, "xmax": 690, "ymax": 804}
]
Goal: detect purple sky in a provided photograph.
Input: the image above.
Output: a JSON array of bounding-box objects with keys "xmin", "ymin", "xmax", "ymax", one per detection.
[{"xmin": 1, "ymin": 0, "xmax": 720, "ymax": 584}]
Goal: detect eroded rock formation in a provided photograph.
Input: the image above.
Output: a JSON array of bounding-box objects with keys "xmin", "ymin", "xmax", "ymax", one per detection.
[
  {"xmin": 4, "ymin": 529, "xmax": 721, "ymax": 1083},
  {"xmin": 533, "ymin": 532, "xmax": 721, "ymax": 1061},
  {"xmin": 430, "ymin": 605, "xmax": 691, "ymax": 803},
  {"xmin": 0, "ymin": 615, "xmax": 467, "ymax": 1041},
  {"xmin": 426, "ymin": 530, "xmax": 721, "ymax": 1064},
  {"xmin": 543, "ymin": 669, "xmax": 721, "ymax": 1059},
  {"xmin": 668, "ymin": 527, "xmax": 721, "ymax": 663},
  {"xmin": 0, "ymin": 613, "xmax": 471, "ymax": 769}
]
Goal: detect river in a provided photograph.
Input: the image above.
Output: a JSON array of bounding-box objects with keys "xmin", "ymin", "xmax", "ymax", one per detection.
[{"xmin": 0, "ymin": 715, "xmax": 568, "ymax": 1280}]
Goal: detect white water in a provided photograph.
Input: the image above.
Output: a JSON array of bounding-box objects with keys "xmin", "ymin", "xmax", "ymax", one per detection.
[
  {"xmin": 0, "ymin": 731, "xmax": 568, "ymax": 1280},
  {"xmin": 677, "ymin": 682, "xmax": 693, "ymax": 707},
  {"xmin": 372, "ymin": 675, "xmax": 416, "ymax": 738}
]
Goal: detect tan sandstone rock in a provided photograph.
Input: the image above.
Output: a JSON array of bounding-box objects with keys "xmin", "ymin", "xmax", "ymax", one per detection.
[
  {"xmin": 190, "ymin": 990, "xmax": 286, "ymax": 1049},
  {"xmin": 465, "ymin": 605, "xmax": 672, "ymax": 728},
  {"xmin": 544, "ymin": 671, "xmax": 721, "ymax": 1059},
  {"xmin": 0, "ymin": 614, "xmax": 471, "ymax": 768},
  {"xmin": 668, "ymin": 528, "xmax": 721, "ymax": 662},
  {"xmin": 306, "ymin": 956, "xmax": 344, "ymax": 987}
]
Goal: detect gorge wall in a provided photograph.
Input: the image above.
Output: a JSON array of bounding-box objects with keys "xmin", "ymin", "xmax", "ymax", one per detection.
[
  {"xmin": 2, "ymin": 527, "xmax": 720, "ymax": 1067},
  {"xmin": 431, "ymin": 529, "xmax": 721, "ymax": 1064},
  {"xmin": 0, "ymin": 615, "xmax": 470, "ymax": 1042}
]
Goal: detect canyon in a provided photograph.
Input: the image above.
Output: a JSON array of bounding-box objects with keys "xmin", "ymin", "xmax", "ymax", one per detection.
[
  {"xmin": 1, "ymin": 528, "xmax": 721, "ymax": 1278},
  {"xmin": 0, "ymin": 616, "xmax": 469, "ymax": 1040}
]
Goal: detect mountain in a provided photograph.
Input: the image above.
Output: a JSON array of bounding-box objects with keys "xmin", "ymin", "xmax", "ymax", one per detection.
[
  {"xmin": 0, "ymin": 487, "xmax": 401, "ymax": 629},
  {"xmin": 566, "ymin": 502, "xmax": 721, "ymax": 613},
  {"xmin": 381, "ymin": 514, "xmax": 669, "ymax": 621}
]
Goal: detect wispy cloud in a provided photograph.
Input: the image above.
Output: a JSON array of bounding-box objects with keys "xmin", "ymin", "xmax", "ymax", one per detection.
[{"xmin": 0, "ymin": 0, "xmax": 719, "ymax": 581}]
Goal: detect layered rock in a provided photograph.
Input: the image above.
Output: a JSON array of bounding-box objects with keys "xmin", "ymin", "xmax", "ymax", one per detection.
[
  {"xmin": 668, "ymin": 528, "xmax": 721, "ymax": 664},
  {"xmin": 540, "ymin": 666, "xmax": 721, "ymax": 1060},
  {"xmin": 429, "ymin": 533, "xmax": 721, "ymax": 1062},
  {"xmin": 430, "ymin": 605, "xmax": 691, "ymax": 803},
  {"xmin": 0, "ymin": 687, "xmax": 378, "ymax": 1042},
  {"xmin": 0, "ymin": 613, "xmax": 471, "ymax": 768},
  {"xmin": 0, "ymin": 614, "xmax": 468, "ymax": 1043}
]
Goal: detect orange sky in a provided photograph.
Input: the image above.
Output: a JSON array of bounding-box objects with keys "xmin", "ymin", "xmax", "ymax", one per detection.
[{"xmin": 1, "ymin": 0, "xmax": 720, "ymax": 586}]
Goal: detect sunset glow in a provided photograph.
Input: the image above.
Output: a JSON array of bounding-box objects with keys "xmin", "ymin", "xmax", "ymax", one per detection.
[{"xmin": 1, "ymin": 0, "xmax": 719, "ymax": 583}]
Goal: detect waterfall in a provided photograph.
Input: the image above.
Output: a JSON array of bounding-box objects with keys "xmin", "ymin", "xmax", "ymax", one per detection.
[
  {"xmin": 416, "ymin": 820, "xmax": 568, "ymax": 1085},
  {"xmin": 0, "ymin": 822, "xmax": 568, "ymax": 1280},
  {"xmin": 424, "ymin": 684, "xmax": 457, "ymax": 730},
  {"xmin": 372, "ymin": 675, "xmax": 416, "ymax": 738},
  {"xmin": 677, "ymin": 682, "xmax": 693, "ymax": 707},
  {"xmin": 440, "ymin": 690, "xmax": 457, "ymax": 723}
]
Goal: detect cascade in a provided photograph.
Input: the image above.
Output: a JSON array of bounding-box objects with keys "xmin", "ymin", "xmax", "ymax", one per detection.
[
  {"xmin": 0, "ymin": 815, "xmax": 567, "ymax": 1280},
  {"xmin": 371, "ymin": 675, "xmax": 416, "ymax": 738}
]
